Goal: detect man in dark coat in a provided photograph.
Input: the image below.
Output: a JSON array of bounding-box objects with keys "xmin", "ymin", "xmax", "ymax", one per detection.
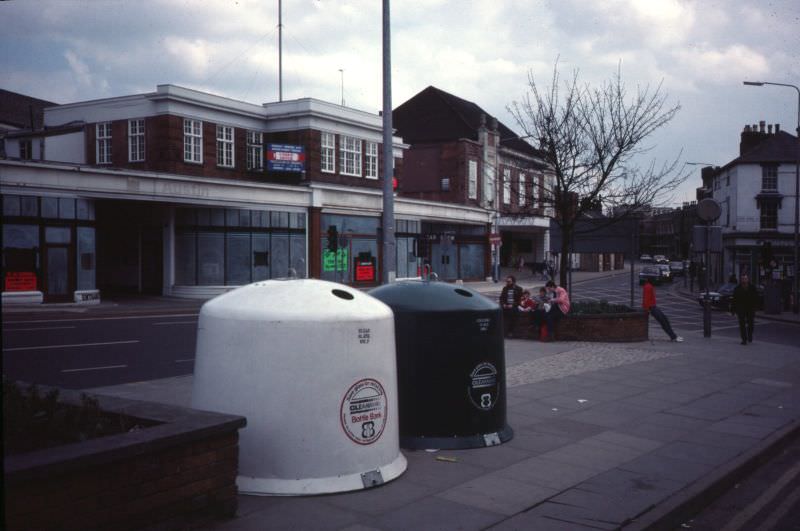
[
  {"xmin": 731, "ymin": 273, "xmax": 759, "ymax": 345},
  {"xmin": 500, "ymin": 275, "xmax": 523, "ymax": 338}
]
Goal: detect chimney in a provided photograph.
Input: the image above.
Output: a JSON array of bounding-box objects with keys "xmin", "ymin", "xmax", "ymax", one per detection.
[
  {"xmin": 776, "ymin": 123, "xmax": 781, "ymax": 133},
  {"xmin": 740, "ymin": 120, "xmax": 769, "ymax": 156},
  {"xmin": 768, "ymin": 124, "xmax": 773, "ymax": 134}
]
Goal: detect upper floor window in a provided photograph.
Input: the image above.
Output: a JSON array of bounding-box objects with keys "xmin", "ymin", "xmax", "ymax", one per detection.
[
  {"xmin": 365, "ymin": 141, "xmax": 378, "ymax": 179},
  {"xmin": 128, "ymin": 119, "xmax": 145, "ymax": 162},
  {"xmin": 340, "ymin": 135, "xmax": 361, "ymax": 177},
  {"xmin": 184, "ymin": 119, "xmax": 202, "ymax": 163},
  {"xmin": 760, "ymin": 201, "xmax": 778, "ymax": 230},
  {"xmin": 519, "ymin": 173, "xmax": 526, "ymax": 207},
  {"xmin": 20, "ymin": 139, "xmax": 33, "ymax": 160},
  {"xmin": 321, "ymin": 132, "xmax": 335, "ymax": 173},
  {"xmin": 217, "ymin": 125, "xmax": 234, "ymax": 168},
  {"xmin": 96, "ymin": 122, "xmax": 112, "ymax": 164},
  {"xmin": 762, "ymin": 164, "xmax": 778, "ymax": 191},
  {"xmin": 468, "ymin": 160, "xmax": 478, "ymax": 199},
  {"xmin": 247, "ymin": 131, "xmax": 263, "ymax": 170},
  {"xmin": 502, "ymin": 168, "xmax": 511, "ymax": 204},
  {"xmin": 532, "ymin": 174, "xmax": 540, "ymax": 206}
]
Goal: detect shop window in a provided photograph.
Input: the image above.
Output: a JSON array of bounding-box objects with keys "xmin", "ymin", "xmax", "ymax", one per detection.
[
  {"xmin": 271, "ymin": 233, "xmax": 289, "ymax": 278},
  {"xmin": 226, "ymin": 233, "xmax": 251, "ymax": 285},
  {"xmin": 45, "ymin": 227, "xmax": 71, "ymax": 244},
  {"xmin": 41, "ymin": 197, "xmax": 58, "ymax": 218},
  {"xmin": 271, "ymin": 211, "xmax": 289, "ymax": 228},
  {"xmin": 175, "ymin": 231, "xmax": 197, "ymax": 285},
  {"xmin": 197, "ymin": 232, "xmax": 224, "ymax": 285},
  {"xmin": 3, "ymin": 195, "xmax": 21, "ymax": 216},
  {"xmin": 58, "ymin": 198, "xmax": 75, "ymax": 219},
  {"xmin": 20, "ymin": 140, "xmax": 33, "ymax": 160},
  {"xmin": 21, "ymin": 196, "xmax": 38, "ymax": 217},
  {"xmin": 76, "ymin": 199, "xmax": 95, "ymax": 220},
  {"xmin": 253, "ymin": 233, "xmax": 270, "ymax": 280},
  {"xmin": 77, "ymin": 227, "xmax": 96, "ymax": 290}
]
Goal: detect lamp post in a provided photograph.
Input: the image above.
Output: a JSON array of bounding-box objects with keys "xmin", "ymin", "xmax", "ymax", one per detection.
[{"xmin": 743, "ymin": 81, "xmax": 800, "ymax": 313}]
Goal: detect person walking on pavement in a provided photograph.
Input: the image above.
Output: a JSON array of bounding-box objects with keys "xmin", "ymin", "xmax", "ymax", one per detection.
[
  {"xmin": 642, "ymin": 277, "xmax": 683, "ymax": 342},
  {"xmin": 543, "ymin": 280, "xmax": 570, "ymax": 341},
  {"xmin": 731, "ymin": 273, "xmax": 758, "ymax": 345},
  {"xmin": 500, "ymin": 275, "xmax": 523, "ymax": 338}
]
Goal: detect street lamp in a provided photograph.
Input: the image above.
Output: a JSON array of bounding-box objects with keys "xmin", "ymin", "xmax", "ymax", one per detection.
[{"xmin": 743, "ymin": 80, "xmax": 800, "ymax": 313}]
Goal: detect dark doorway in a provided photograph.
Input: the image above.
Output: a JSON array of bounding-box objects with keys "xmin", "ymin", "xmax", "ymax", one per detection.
[
  {"xmin": 43, "ymin": 226, "xmax": 74, "ymax": 302},
  {"xmin": 96, "ymin": 201, "xmax": 164, "ymax": 295}
]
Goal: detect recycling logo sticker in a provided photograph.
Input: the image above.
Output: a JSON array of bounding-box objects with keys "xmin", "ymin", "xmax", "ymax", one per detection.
[
  {"xmin": 341, "ymin": 378, "xmax": 388, "ymax": 445},
  {"xmin": 468, "ymin": 362, "xmax": 499, "ymax": 411}
]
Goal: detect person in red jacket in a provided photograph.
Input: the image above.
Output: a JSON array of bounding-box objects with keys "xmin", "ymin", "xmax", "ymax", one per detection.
[{"xmin": 642, "ymin": 277, "xmax": 683, "ymax": 342}]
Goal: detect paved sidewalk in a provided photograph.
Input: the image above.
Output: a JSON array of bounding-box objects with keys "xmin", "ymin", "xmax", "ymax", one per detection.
[{"xmin": 90, "ymin": 321, "xmax": 800, "ymax": 530}]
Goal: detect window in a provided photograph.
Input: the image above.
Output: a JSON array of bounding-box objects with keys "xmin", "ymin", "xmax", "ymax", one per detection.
[
  {"xmin": 532, "ymin": 174, "xmax": 540, "ymax": 205},
  {"xmin": 96, "ymin": 122, "xmax": 112, "ymax": 164},
  {"xmin": 468, "ymin": 160, "xmax": 478, "ymax": 199},
  {"xmin": 760, "ymin": 202, "xmax": 778, "ymax": 230},
  {"xmin": 247, "ymin": 131, "xmax": 263, "ymax": 170},
  {"xmin": 340, "ymin": 135, "xmax": 361, "ymax": 176},
  {"xmin": 128, "ymin": 119, "xmax": 145, "ymax": 162},
  {"xmin": 762, "ymin": 165, "xmax": 778, "ymax": 191},
  {"xmin": 217, "ymin": 125, "xmax": 234, "ymax": 168},
  {"xmin": 726, "ymin": 174, "xmax": 730, "ymax": 187},
  {"xmin": 321, "ymin": 132, "xmax": 335, "ymax": 173},
  {"xmin": 365, "ymin": 141, "xmax": 378, "ymax": 179},
  {"xmin": 441, "ymin": 178, "xmax": 450, "ymax": 191},
  {"xmin": 502, "ymin": 168, "xmax": 511, "ymax": 204},
  {"xmin": 519, "ymin": 173, "xmax": 526, "ymax": 207},
  {"xmin": 184, "ymin": 119, "xmax": 202, "ymax": 163},
  {"xmin": 20, "ymin": 140, "xmax": 32, "ymax": 160}
]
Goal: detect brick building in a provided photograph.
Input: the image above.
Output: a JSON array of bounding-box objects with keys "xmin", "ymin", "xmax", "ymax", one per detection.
[
  {"xmin": 2, "ymin": 85, "xmax": 490, "ymax": 303},
  {"xmin": 393, "ymin": 86, "xmax": 553, "ymax": 280}
]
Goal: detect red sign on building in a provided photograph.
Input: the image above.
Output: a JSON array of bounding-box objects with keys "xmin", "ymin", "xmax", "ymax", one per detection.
[
  {"xmin": 5, "ymin": 272, "xmax": 38, "ymax": 291},
  {"xmin": 355, "ymin": 261, "xmax": 376, "ymax": 282}
]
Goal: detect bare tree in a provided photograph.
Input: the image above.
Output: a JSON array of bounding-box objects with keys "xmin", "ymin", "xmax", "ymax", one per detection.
[{"xmin": 508, "ymin": 61, "xmax": 688, "ymax": 287}]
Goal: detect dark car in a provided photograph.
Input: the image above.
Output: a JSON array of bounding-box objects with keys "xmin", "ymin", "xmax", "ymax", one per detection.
[
  {"xmin": 697, "ymin": 282, "xmax": 765, "ymax": 310},
  {"xmin": 639, "ymin": 266, "xmax": 662, "ymax": 285},
  {"xmin": 668, "ymin": 261, "xmax": 685, "ymax": 276}
]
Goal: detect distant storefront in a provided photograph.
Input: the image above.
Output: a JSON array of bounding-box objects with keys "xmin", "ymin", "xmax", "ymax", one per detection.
[
  {"xmin": 420, "ymin": 222, "xmax": 487, "ymax": 281},
  {"xmin": 2, "ymin": 193, "xmax": 97, "ymax": 302}
]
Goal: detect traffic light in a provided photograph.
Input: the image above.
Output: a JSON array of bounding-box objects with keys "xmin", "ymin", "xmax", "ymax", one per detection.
[{"xmin": 327, "ymin": 225, "xmax": 338, "ymax": 252}]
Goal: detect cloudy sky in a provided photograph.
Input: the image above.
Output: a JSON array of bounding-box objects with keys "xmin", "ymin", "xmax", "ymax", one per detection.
[{"xmin": 2, "ymin": 0, "xmax": 798, "ymax": 205}]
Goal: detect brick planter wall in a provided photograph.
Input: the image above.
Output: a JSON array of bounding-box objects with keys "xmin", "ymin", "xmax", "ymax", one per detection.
[
  {"xmin": 513, "ymin": 311, "xmax": 649, "ymax": 342},
  {"xmin": 4, "ymin": 388, "xmax": 246, "ymax": 531}
]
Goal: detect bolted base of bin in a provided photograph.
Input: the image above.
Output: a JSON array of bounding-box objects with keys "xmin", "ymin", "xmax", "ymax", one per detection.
[
  {"xmin": 237, "ymin": 453, "xmax": 408, "ymax": 496},
  {"xmin": 401, "ymin": 423, "xmax": 514, "ymax": 450}
]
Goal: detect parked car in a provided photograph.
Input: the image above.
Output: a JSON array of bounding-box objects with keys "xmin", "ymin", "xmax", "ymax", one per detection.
[
  {"xmin": 655, "ymin": 264, "xmax": 671, "ymax": 281},
  {"xmin": 698, "ymin": 282, "xmax": 765, "ymax": 310},
  {"xmin": 653, "ymin": 255, "xmax": 668, "ymax": 264},
  {"xmin": 639, "ymin": 254, "xmax": 652, "ymax": 263},
  {"xmin": 668, "ymin": 261, "xmax": 685, "ymax": 276},
  {"xmin": 639, "ymin": 266, "xmax": 662, "ymax": 285}
]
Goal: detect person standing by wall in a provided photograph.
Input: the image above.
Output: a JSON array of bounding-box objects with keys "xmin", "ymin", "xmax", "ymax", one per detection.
[
  {"xmin": 731, "ymin": 273, "xmax": 758, "ymax": 345},
  {"xmin": 500, "ymin": 275, "xmax": 523, "ymax": 338},
  {"xmin": 544, "ymin": 280, "xmax": 570, "ymax": 341},
  {"xmin": 642, "ymin": 277, "xmax": 683, "ymax": 342}
]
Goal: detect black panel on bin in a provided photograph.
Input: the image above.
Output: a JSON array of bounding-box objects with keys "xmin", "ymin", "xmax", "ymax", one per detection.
[{"xmin": 369, "ymin": 281, "xmax": 513, "ymax": 449}]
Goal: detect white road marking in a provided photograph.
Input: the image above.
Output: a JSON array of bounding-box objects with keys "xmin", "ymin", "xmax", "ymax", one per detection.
[
  {"xmin": 2, "ymin": 313, "xmax": 199, "ymax": 325},
  {"xmin": 62, "ymin": 364, "xmax": 128, "ymax": 373},
  {"xmin": 4, "ymin": 340, "xmax": 139, "ymax": 352},
  {"xmin": 721, "ymin": 458, "xmax": 800, "ymax": 531},
  {"xmin": 3, "ymin": 326, "xmax": 77, "ymax": 332},
  {"xmin": 153, "ymin": 321, "xmax": 197, "ymax": 326}
]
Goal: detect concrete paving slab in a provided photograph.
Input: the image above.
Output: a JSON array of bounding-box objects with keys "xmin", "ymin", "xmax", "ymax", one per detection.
[
  {"xmin": 372, "ymin": 495, "xmax": 503, "ymax": 531},
  {"xmin": 494, "ymin": 455, "xmax": 599, "ymax": 490},
  {"xmin": 437, "ymin": 473, "xmax": 557, "ymax": 516}
]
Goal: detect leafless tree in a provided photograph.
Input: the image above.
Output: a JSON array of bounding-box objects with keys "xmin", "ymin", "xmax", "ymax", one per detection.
[{"xmin": 508, "ymin": 61, "xmax": 689, "ymax": 287}]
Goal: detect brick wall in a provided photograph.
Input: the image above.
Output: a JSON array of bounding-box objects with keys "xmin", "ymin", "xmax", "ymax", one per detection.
[
  {"xmin": 512, "ymin": 311, "xmax": 648, "ymax": 342},
  {"xmin": 4, "ymin": 431, "xmax": 240, "ymax": 530}
]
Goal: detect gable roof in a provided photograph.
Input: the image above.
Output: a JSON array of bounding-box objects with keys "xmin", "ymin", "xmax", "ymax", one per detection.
[
  {"xmin": 738, "ymin": 130, "xmax": 798, "ymax": 164},
  {"xmin": 0, "ymin": 89, "xmax": 58, "ymax": 131},
  {"xmin": 393, "ymin": 86, "xmax": 543, "ymax": 159}
]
